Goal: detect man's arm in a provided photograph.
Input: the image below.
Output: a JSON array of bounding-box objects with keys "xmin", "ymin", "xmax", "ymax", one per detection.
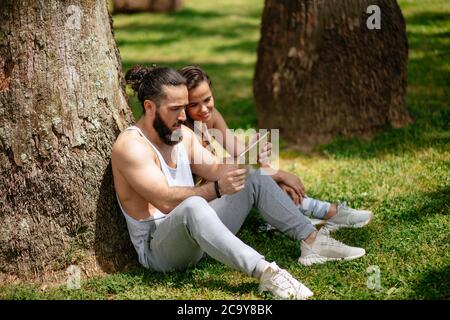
[
  {"xmin": 114, "ymin": 134, "xmax": 246, "ymax": 214},
  {"xmin": 114, "ymin": 138, "xmax": 219, "ymax": 213},
  {"xmin": 183, "ymin": 125, "xmax": 238, "ymax": 181}
]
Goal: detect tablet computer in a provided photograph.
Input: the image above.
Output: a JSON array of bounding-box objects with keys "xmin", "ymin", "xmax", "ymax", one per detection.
[{"xmin": 237, "ymin": 131, "xmax": 269, "ymax": 163}]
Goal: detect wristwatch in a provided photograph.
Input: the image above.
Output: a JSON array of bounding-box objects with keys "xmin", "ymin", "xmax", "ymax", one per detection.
[{"xmin": 214, "ymin": 180, "xmax": 222, "ymax": 198}]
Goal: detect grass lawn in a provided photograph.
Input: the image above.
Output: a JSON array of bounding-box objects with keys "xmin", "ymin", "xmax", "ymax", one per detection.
[{"xmin": 1, "ymin": 0, "xmax": 448, "ymax": 300}]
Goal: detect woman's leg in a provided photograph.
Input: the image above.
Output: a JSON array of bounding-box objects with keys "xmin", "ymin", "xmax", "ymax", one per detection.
[
  {"xmin": 298, "ymin": 197, "xmax": 332, "ymax": 219},
  {"xmin": 209, "ymin": 170, "xmax": 317, "ymax": 241}
]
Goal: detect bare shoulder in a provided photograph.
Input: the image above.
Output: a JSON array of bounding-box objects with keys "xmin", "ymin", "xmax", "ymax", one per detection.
[
  {"xmin": 211, "ymin": 108, "xmax": 227, "ymax": 130},
  {"xmin": 212, "ymin": 107, "xmax": 221, "ymax": 119},
  {"xmin": 112, "ymin": 130, "xmax": 156, "ymax": 167},
  {"xmin": 180, "ymin": 124, "xmax": 195, "ymax": 142},
  {"xmin": 208, "ymin": 108, "xmax": 219, "ymax": 128},
  {"xmin": 180, "ymin": 124, "xmax": 198, "ymax": 157}
]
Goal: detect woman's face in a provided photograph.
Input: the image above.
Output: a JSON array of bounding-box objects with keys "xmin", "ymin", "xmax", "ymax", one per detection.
[{"xmin": 187, "ymin": 80, "xmax": 214, "ymax": 123}]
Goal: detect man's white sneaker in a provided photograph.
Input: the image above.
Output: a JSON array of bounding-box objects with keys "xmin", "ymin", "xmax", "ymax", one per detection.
[
  {"xmin": 259, "ymin": 262, "xmax": 314, "ymax": 300},
  {"xmin": 325, "ymin": 202, "xmax": 373, "ymax": 231},
  {"xmin": 298, "ymin": 228, "xmax": 366, "ymax": 266}
]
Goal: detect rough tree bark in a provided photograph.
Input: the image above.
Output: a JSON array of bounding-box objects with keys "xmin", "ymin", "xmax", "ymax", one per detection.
[
  {"xmin": 254, "ymin": 0, "xmax": 412, "ymax": 150},
  {"xmin": 112, "ymin": 0, "xmax": 182, "ymax": 13},
  {"xmin": 0, "ymin": 0, "xmax": 135, "ymax": 279}
]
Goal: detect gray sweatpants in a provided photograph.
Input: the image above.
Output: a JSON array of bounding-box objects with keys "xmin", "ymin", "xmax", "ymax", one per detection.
[{"xmin": 144, "ymin": 170, "xmax": 317, "ymax": 278}]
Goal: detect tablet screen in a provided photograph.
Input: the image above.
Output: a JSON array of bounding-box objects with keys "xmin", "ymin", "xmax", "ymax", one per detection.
[{"xmin": 237, "ymin": 131, "xmax": 269, "ymax": 161}]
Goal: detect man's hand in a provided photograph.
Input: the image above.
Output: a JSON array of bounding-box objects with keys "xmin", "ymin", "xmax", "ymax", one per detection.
[
  {"xmin": 279, "ymin": 171, "xmax": 306, "ymax": 199},
  {"xmin": 279, "ymin": 182, "xmax": 302, "ymax": 205},
  {"xmin": 217, "ymin": 168, "xmax": 247, "ymax": 195}
]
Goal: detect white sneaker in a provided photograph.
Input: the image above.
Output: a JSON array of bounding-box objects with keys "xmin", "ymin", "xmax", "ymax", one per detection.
[
  {"xmin": 308, "ymin": 217, "xmax": 326, "ymax": 226},
  {"xmin": 325, "ymin": 202, "xmax": 373, "ymax": 231},
  {"xmin": 259, "ymin": 262, "xmax": 314, "ymax": 300},
  {"xmin": 298, "ymin": 228, "xmax": 366, "ymax": 266},
  {"xmin": 258, "ymin": 218, "xmax": 324, "ymax": 234}
]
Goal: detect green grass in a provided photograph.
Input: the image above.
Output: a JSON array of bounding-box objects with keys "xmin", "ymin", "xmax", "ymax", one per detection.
[
  {"xmin": 116, "ymin": 0, "xmax": 263, "ymax": 128},
  {"xmin": 1, "ymin": 0, "xmax": 449, "ymax": 300}
]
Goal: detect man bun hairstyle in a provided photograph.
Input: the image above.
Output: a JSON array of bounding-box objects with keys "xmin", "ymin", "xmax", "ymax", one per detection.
[
  {"xmin": 125, "ymin": 64, "xmax": 186, "ymax": 113},
  {"xmin": 178, "ymin": 65, "xmax": 212, "ymax": 91}
]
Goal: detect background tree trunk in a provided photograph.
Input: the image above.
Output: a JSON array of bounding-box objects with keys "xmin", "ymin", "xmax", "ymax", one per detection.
[
  {"xmin": 112, "ymin": 0, "xmax": 182, "ymax": 13},
  {"xmin": 0, "ymin": 0, "xmax": 135, "ymax": 279},
  {"xmin": 254, "ymin": 0, "xmax": 412, "ymax": 150}
]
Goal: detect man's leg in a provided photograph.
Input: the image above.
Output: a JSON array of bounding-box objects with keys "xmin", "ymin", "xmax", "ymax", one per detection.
[
  {"xmin": 145, "ymin": 196, "xmax": 269, "ymax": 278},
  {"xmin": 147, "ymin": 196, "xmax": 315, "ymax": 300}
]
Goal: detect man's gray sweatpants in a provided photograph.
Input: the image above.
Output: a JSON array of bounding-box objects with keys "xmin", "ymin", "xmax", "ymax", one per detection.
[{"xmin": 144, "ymin": 170, "xmax": 317, "ymax": 278}]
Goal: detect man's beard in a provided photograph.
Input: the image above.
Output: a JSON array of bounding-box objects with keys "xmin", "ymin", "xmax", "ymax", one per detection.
[{"xmin": 153, "ymin": 110, "xmax": 183, "ymax": 146}]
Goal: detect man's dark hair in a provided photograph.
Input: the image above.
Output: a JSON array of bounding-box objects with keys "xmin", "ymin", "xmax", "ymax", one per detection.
[
  {"xmin": 178, "ymin": 65, "xmax": 212, "ymax": 90},
  {"xmin": 125, "ymin": 65, "xmax": 186, "ymax": 113}
]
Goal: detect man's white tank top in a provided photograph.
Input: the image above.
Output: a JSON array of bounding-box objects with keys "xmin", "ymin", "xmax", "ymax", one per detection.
[{"xmin": 115, "ymin": 125, "xmax": 194, "ymax": 267}]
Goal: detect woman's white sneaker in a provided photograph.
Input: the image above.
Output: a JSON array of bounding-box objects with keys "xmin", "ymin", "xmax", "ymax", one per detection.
[
  {"xmin": 325, "ymin": 202, "xmax": 373, "ymax": 231},
  {"xmin": 259, "ymin": 262, "xmax": 314, "ymax": 300},
  {"xmin": 298, "ymin": 228, "xmax": 366, "ymax": 266}
]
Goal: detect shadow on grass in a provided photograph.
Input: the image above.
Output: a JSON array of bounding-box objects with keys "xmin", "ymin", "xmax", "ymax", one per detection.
[
  {"xmin": 405, "ymin": 11, "xmax": 449, "ymax": 86},
  {"xmin": 409, "ymin": 264, "xmax": 450, "ymax": 299},
  {"xmin": 407, "ymin": 33, "xmax": 450, "ymax": 88},
  {"xmin": 404, "ymin": 11, "xmax": 450, "ymax": 26},
  {"xmin": 117, "ymin": 260, "xmax": 259, "ymax": 297},
  {"xmin": 113, "ymin": 8, "xmax": 258, "ymax": 47},
  {"xmin": 377, "ymin": 186, "xmax": 450, "ymax": 223},
  {"xmin": 319, "ymin": 114, "xmax": 449, "ymax": 159},
  {"xmin": 213, "ymin": 40, "xmax": 258, "ymax": 54}
]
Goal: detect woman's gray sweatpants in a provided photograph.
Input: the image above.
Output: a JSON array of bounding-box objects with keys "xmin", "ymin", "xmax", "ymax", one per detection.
[{"xmin": 144, "ymin": 170, "xmax": 317, "ymax": 278}]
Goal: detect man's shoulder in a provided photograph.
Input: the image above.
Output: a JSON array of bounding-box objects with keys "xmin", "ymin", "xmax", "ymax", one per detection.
[
  {"xmin": 181, "ymin": 124, "xmax": 194, "ymax": 136},
  {"xmin": 113, "ymin": 129, "xmax": 143, "ymax": 150},
  {"xmin": 112, "ymin": 130, "xmax": 156, "ymax": 163},
  {"xmin": 180, "ymin": 124, "xmax": 195, "ymax": 145}
]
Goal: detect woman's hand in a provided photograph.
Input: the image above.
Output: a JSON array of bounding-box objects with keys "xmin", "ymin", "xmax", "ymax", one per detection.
[
  {"xmin": 279, "ymin": 182, "xmax": 302, "ymax": 205},
  {"xmin": 246, "ymin": 133, "xmax": 272, "ymax": 166},
  {"xmin": 278, "ymin": 171, "xmax": 306, "ymax": 199},
  {"xmin": 258, "ymin": 142, "xmax": 272, "ymax": 166}
]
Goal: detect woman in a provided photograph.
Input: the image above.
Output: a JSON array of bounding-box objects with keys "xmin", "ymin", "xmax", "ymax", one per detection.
[{"xmin": 178, "ymin": 65, "xmax": 373, "ymax": 229}]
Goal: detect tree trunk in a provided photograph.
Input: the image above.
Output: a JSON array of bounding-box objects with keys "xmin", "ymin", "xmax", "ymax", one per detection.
[
  {"xmin": 254, "ymin": 0, "xmax": 412, "ymax": 150},
  {"xmin": 112, "ymin": 0, "xmax": 182, "ymax": 13},
  {"xmin": 0, "ymin": 0, "xmax": 135, "ymax": 279}
]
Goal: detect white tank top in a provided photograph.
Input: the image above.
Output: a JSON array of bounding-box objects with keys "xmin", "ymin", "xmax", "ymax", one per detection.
[{"xmin": 115, "ymin": 126, "xmax": 194, "ymax": 267}]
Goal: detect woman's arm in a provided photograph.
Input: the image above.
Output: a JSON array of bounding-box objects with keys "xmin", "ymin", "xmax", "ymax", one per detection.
[
  {"xmin": 213, "ymin": 109, "xmax": 282, "ymax": 178},
  {"xmin": 212, "ymin": 109, "xmax": 306, "ymax": 199},
  {"xmin": 212, "ymin": 109, "xmax": 246, "ymax": 158}
]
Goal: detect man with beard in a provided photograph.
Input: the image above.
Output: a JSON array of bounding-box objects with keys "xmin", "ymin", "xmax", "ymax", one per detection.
[{"xmin": 111, "ymin": 65, "xmax": 366, "ymax": 300}]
